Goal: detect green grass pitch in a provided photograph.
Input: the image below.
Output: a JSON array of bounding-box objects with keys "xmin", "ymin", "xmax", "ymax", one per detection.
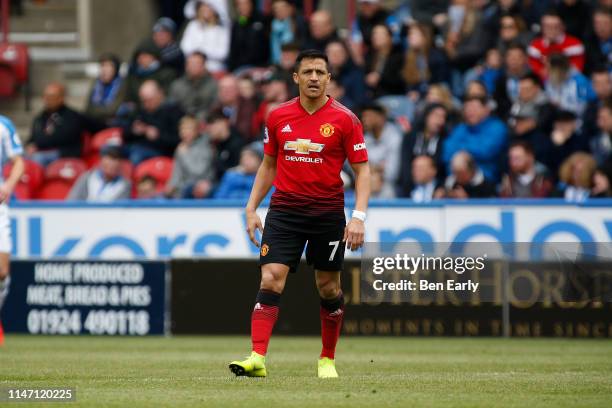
[{"xmin": 1, "ymin": 335, "xmax": 611, "ymax": 407}]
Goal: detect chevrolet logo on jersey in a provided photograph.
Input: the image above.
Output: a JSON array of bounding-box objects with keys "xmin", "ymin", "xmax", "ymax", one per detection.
[{"xmin": 284, "ymin": 139, "xmax": 324, "ymax": 154}]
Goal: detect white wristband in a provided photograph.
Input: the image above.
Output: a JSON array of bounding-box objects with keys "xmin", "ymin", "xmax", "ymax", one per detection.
[{"xmin": 352, "ymin": 210, "xmax": 366, "ymax": 222}]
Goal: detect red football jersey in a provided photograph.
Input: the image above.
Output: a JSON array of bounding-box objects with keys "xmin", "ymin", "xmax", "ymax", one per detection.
[{"xmin": 264, "ymin": 97, "xmax": 368, "ymax": 214}]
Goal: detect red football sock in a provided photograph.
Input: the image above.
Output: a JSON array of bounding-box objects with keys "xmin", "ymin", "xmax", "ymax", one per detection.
[
  {"xmin": 320, "ymin": 293, "xmax": 344, "ymax": 359},
  {"xmin": 251, "ymin": 290, "xmax": 280, "ymax": 356},
  {"xmin": 0, "ymin": 321, "xmax": 4, "ymax": 346}
]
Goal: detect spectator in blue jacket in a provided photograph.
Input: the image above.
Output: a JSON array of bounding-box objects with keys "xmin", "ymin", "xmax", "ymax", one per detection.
[
  {"xmin": 545, "ymin": 53, "xmax": 596, "ymax": 119},
  {"xmin": 213, "ymin": 142, "xmax": 264, "ymax": 199},
  {"xmin": 442, "ymin": 96, "xmax": 508, "ymax": 182}
]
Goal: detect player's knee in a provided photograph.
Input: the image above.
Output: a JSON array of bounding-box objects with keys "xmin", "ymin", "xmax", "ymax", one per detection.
[
  {"xmin": 260, "ymin": 266, "xmax": 286, "ymax": 293},
  {"xmin": 316, "ymin": 278, "xmax": 340, "ymax": 299}
]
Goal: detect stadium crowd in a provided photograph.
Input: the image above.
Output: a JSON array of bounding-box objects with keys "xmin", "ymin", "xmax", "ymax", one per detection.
[{"xmin": 16, "ymin": 0, "xmax": 612, "ymax": 201}]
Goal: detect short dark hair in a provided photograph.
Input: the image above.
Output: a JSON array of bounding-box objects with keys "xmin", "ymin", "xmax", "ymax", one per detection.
[
  {"xmin": 542, "ymin": 8, "xmax": 562, "ymax": 20},
  {"xmin": 554, "ymin": 109, "xmax": 577, "ymax": 122},
  {"xmin": 360, "ymin": 102, "xmax": 386, "ymax": 116},
  {"xmin": 413, "ymin": 154, "xmax": 436, "ymax": 168},
  {"xmin": 281, "ymin": 42, "xmax": 301, "ymax": 53},
  {"xmin": 519, "ymin": 72, "xmax": 543, "ymax": 88},
  {"xmin": 188, "ymin": 51, "xmax": 207, "ymax": 61},
  {"xmin": 594, "ymin": 6, "xmax": 612, "ymax": 17},
  {"xmin": 548, "ymin": 53, "xmax": 570, "ymax": 70},
  {"xmin": 463, "ymin": 95, "xmax": 488, "ymax": 106},
  {"xmin": 509, "ymin": 140, "xmax": 534, "ymax": 156},
  {"xmin": 591, "ymin": 65, "xmax": 610, "ymax": 77},
  {"xmin": 206, "ymin": 109, "xmax": 230, "ymax": 123},
  {"xmin": 138, "ymin": 174, "xmax": 157, "ymax": 185},
  {"xmin": 98, "ymin": 53, "xmax": 121, "ymax": 77},
  {"xmin": 505, "ymin": 42, "xmax": 526, "ymax": 54},
  {"xmin": 294, "ymin": 49, "xmax": 329, "ymax": 73}
]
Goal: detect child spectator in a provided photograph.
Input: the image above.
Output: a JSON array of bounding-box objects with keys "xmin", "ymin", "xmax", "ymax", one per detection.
[
  {"xmin": 213, "ymin": 143, "xmax": 264, "ymax": 199},
  {"xmin": 136, "ymin": 175, "xmax": 162, "ymax": 199}
]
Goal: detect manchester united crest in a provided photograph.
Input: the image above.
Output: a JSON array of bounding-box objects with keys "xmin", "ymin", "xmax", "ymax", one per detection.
[
  {"xmin": 319, "ymin": 123, "xmax": 335, "ymax": 137},
  {"xmin": 260, "ymin": 244, "xmax": 269, "ymax": 256}
]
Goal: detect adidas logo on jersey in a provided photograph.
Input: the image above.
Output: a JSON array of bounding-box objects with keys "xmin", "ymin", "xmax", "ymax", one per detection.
[
  {"xmin": 281, "ymin": 124, "xmax": 292, "ymax": 133},
  {"xmin": 254, "ymin": 303, "xmax": 263, "ymax": 311}
]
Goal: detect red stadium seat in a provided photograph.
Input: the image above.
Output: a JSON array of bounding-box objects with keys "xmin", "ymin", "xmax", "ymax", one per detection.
[
  {"xmin": 134, "ymin": 156, "xmax": 173, "ymax": 192},
  {"xmin": 0, "ymin": 43, "xmax": 29, "ymax": 84},
  {"xmin": 2, "ymin": 159, "xmax": 44, "ymax": 200},
  {"xmin": 36, "ymin": 180, "xmax": 73, "ymax": 200},
  {"xmin": 0, "ymin": 43, "xmax": 31, "ymax": 109},
  {"xmin": 81, "ymin": 131, "xmax": 94, "ymax": 164},
  {"xmin": 85, "ymin": 128, "xmax": 123, "ymax": 168},
  {"xmin": 45, "ymin": 158, "xmax": 87, "ymax": 183},
  {"xmin": 0, "ymin": 64, "xmax": 16, "ymax": 97},
  {"xmin": 92, "ymin": 127, "xmax": 123, "ymax": 152}
]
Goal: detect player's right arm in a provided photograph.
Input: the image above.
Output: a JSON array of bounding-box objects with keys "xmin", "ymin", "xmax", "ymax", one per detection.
[{"xmin": 245, "ymin": 154, "xmax": 277, "ymax": 247}]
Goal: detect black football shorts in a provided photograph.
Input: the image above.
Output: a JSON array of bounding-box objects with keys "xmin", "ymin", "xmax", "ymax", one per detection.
[{"xmin": 259, "ymin": 209, "xmax": 346, "ymax": 272}]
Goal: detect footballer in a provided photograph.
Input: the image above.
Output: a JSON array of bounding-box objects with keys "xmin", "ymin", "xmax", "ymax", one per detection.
[
  {"xmin": 229, "ymin": 49, "xmax": 370, "ymax": 378},
  {"xmin": 0, "ymin": 115, "xmax": 25, "ymax": 345}
]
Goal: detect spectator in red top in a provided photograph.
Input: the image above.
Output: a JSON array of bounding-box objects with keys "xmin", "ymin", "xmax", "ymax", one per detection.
[
  {"xmin": 251, "ymin": 76, "xmax": 289, "ymax": 141},
  {"xmin": 527, "ymin": 10, "xmax": 585, "ymax": 79}
]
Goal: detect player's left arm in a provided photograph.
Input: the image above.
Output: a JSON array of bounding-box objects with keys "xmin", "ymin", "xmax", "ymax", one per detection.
[
  {"xmin": 0, "ymin": 155, "xmax": 24, "ymax": 203},
  {"xmin": 344, "ymin": 161, "xmax": 370, "ymax": 251}
]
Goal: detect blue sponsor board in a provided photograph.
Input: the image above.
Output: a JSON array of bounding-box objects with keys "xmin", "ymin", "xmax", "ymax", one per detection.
[{"xmin": 1, "ymin": 261, "xmax": 168, "ymax": 335}]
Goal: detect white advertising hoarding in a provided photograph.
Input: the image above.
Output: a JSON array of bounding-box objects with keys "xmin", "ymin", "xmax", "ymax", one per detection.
[{"xmin": 8, "ymin": 200, "xmax": 612, "ymax": 260}]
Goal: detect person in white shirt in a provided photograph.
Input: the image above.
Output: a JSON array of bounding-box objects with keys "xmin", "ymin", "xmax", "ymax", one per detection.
[
  {"xmin": 0, "ymin": 115, "xmax": 25, "ymax": 342},
  {"xmin": 67, "ymin": 145, "xmax": 131, "ymax": 202},
  {"xmin": 180, "ymin": 1, "xmax": 230, "ymax": 73},
  {"xmin": 410, "ymin": 155, "xmax": 438, "ymax": 203}
]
